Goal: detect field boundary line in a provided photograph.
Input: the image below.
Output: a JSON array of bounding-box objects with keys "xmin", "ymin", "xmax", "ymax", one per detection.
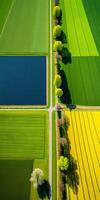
[
  {"xmin": 0, "ymin": 0, "xmax": 15, "ymax": 38},
  {"xmin": 49, "ymin": 0, "xmax": 52, "ymax": 199},
  {"xmin": 76, "ymin": 105, "xmax": 100, "ymax": 110},
  {"xmin": 62, "ymin": 105, "xmax": 100, "ymax": 110}
]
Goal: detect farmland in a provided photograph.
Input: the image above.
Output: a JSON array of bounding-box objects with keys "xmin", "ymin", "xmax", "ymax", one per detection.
[
  {"xmin": 60, "ymin": 0, "xmax": 100, "ymax": 106},
  {"xmin": 0, "ymin": 160, "xmax": 33, "ymax": 200},
  {"xmin": 0, "ymin": 0, "xmax": 49, "ymax": 53},
  {"xmin": 61, "ymin": 56, "xmax": 100, "ymax": 106},
  {"xmin": 63, "ymin": 0, "xmax": 98, "ymax": 56},
  {"xmin": 65, "ymin": 110, "xmax": 100, "ymax": 200},
  {"xmin": 0, "ymin": 110, "xmax": 49, "ymax": 200},
  {"xmin": 83, "ymin": 0, "xmax": 100, "ymax": 54}
]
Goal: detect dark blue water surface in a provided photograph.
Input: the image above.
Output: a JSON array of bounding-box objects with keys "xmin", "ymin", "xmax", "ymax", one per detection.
[{"xmin": 0, "ymin": 56, "xmax": 46, "ymax": 105}]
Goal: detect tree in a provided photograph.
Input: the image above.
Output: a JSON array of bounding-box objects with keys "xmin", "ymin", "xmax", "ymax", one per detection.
[
  {"xmin": 54, "ymin": 0, "xmax": 60, "ymax": 5},
  {"xmin": 53, "ymin": 6, "xmax": 61, "ymax": 18},
  {"xmin": 58, "ymin": 156, "xmax": 69, "ymax": 171},
  {"xmin": 53, "ymin": 25, "xmax": 62, "ymax": 39},
  {"xmin": 55, "ymin": 103, "xmax": 62, "ymax": 110},
  {"xmin": 59, "ymin": 138, "xmax": 68, "ymax": 157},
  {"xmin": 56, "ymin": 88, "xmax": 63, "ymax": 98},
  {"xmin": 60, "ymin": 47, "xmax": 72, "ymax": 64},
  {"xmin": 54, "ymin": 74, "xmax": 62, "ymax": 88},
  {"xmin": 59, "ymin": 138, "xmax": 67, "ymax": 146},
  {"xmin": 53, "ymin": 41, "xmax": 63, "ymax": 52},
  {"xmin": 30, "ymin": 168, "xmax": 44, "ymax": 188},
  {"xmin": 55, "ymin": 52, "xmax": 62, "ymax": 62}
]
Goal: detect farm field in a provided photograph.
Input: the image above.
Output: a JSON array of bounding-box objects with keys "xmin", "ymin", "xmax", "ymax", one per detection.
[
  {"xmin": 52, "ymin": 112, "xmax": 57, "ymax": 200},
  {"xmin": 60, "ymin": 0, "xmax": 100, "ymax": 106},
  {"xmin": 0, "ymin": 0, "xmax": 49, "ymax": 53},
  {"xmin": 0, "ymin": 160, "xmax": 33, "ymax": 200},
  {"xmin": 0, "ymin": 110, "xmax": 49, "ymax": 200},
  {"xmin": 63, "ymin": 0, "xmax": 98, "ymax": 56},
  {"xmin": 0, "ymin": 0, "xmax": 12, "ymax": 33},
  {"xmin": 61, "ymin": 57, "xmax": 100, "ymax": 106},
  {"xmin": 65, "ymin": 110, "xmax": 100, "ymax": 200},
  {"xmin": 83, "ymin": 0, "xmax": 100, "ymax": 54}
]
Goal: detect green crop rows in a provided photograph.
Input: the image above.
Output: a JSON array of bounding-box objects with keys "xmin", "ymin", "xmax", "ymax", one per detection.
[
  {"xmin": 0, "ymin": 0, "xmax": 48, "ymax": 54},
  {"xmin": 60, "ymin": 0, "xmax": 100, "ymax": 106}
]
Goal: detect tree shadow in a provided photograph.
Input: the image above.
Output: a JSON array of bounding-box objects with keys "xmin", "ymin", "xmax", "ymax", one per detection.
[
  {"xmin": 60, "ymin": 47, "xmax": 72, "ymax": 65},
  {"xmin": 59, "ymin": 69, "xmax": 72, "ymax": 105},
  {"xmin": 59, "ymin": 116, "xmax": 79, "ymax": 195},
  {"xmin": 66, "ymin": 155, "xmax": 79, "ymax": 194},
  {"xmin": 56, "ymin": 30, "xmax": 67, "ymax": 44},
  {"xmin": 57, "ymin": 110, "xmax": 62, "ymax": 119},
  {"xmin": 56, "ymin": 10, "xmax": 62, "ymax": 25},
  {"xmin": 62, "ymin": 174, "xmax": 67, "ymax": 200},
  {"xmin": 37, "ymin": 179, "xmax": 51, "ymax": 200}
]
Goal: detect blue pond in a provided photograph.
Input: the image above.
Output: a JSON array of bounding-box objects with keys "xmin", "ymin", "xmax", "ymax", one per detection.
[{"xmin": 0, "ymin": 56, "xmax": 46, "ymax": 105}]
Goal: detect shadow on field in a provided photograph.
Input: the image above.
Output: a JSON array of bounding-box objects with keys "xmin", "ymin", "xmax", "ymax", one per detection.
[
  {"xmin": 56, "ymin": 31, "xmax": 67, "ymax": 44},
  {"xmin": 59, "ymin": 116, "xmax": 79, "ymax": 195},
  {"xmin": 59, "ymin": 69, "xmax": 72, "ymax": 105},
  {"xmin": 37, "ymin": 179, "xmax": 51, "ymax": 200}
]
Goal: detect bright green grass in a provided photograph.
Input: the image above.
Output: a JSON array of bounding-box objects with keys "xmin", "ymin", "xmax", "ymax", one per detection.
[
  {"xmin": 82, "ymin": 0, "xmax": 100, "ymax": 54},
  {"xmin": 30, "ymin": 111, "xmax": 49, "ymax": 200},
  {"xmin": 0, "ymin": 0, "xmax": 12, "ymax": 34},
  {"xmin": 0, "ymin": 110, "xmax": 48, "ymax": 159},
  {"xmin": 64, "ymin": 0, "xmax": 98, "ymax": 56},
  {"xmin": 60, "ymin": 0, "xmax": 100, "ymax": 106},
  {"xmin": 52, "ymin": 111, "xmax": 57, "ymax": 200},
  {"xmin": 0, "ymin": 110, "xmax": 49, "ymax": 200},
  {"xmin": 0, "ymin": 0, "xmax": 48, "ymax": 53},
  {"xmin": 61, "ymin": 57, "xmax": 100, "ymax": 106},
  {"xmin": 0, "ymin": 160, "xmax": 33, "ymax": 200}
]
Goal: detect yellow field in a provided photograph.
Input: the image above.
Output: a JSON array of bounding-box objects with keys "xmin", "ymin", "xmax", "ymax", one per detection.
[{"xmin": 65, "ymin": 110, "xmax": 100, "ymax": 200}]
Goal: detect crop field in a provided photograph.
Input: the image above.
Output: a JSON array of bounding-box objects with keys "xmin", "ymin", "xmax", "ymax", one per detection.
[
  {"xmin": 0, "ymin": 110, "xmax": 49, "ymax": 200},
  {"xmin": 60, "ymin": 0, "xmax": 100, "ymax": 106},
  {"xmin": 0, "ymin": 160, "xmax": 33, "ymax": 200},
  {"xmin": 65, "ymin": 110, "xmax": 100, "ymax": 200},
  {"xmin": 0, "ymin": 110, "xmax": 48, "ymax": 159},
  {"xmin": 63, "ymin": 0, "xmax": 98, "ymax": 56},
  {"xmin": 83, "ymin": 0, "xmax": 100, "ymax": 54},
  {"xmin": 0, "ymin": 0, "xmax": 49, "ymax": 53},
  {"xmin": 61, "ymin": 57, "xmax": 100, "ymax": 106}
]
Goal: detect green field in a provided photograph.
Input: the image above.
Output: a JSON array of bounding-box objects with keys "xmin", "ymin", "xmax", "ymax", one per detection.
[
  {"xmin": 0, "ymin": 0, "xmax": 49, "ymax": 53},
  {"xmin": 83, "ymin": 0, "xmax": 100, "ymax": 54},
  {"xmin": 52, "ymin": 112, "xmax": 57, "ymax": 200},
  {"xmin": 0, "ymin": 160, "xmax": 33, "ymax": 200},
  {"xmin": 61, "ymin": 57, "xmax": 100, "ymax": 106},
  {"xmin": 0, "ymin": 110, "xmax": 49, "ymax": 200},
  {"xmin": 0, "ymin": 110, "xmax": 47, "ymax": 159},
  {"xmin": 0, "ymin": 0, "xmax": 12, "ymax": 33},
  {"xmin": 64, "ymin": 0, "xmax": 98, "ymax": 56},
  {"xmin": 60, "ymin": 0, "xmax": 100, "ymax": 106}
]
